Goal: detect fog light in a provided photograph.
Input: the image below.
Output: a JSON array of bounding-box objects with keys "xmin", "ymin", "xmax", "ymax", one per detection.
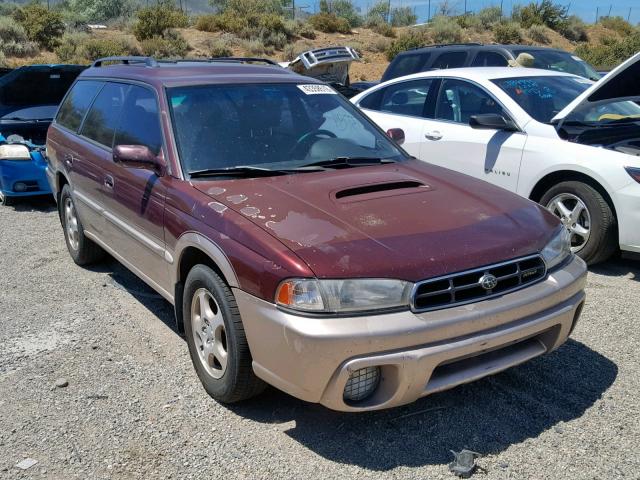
[
  {"xmin": 343, "ymin": 366, "xmax": 380, "ymax": 402},
  {"xmin": 13, "ymin": 182, "xmax": 27, "ymax": 192}
]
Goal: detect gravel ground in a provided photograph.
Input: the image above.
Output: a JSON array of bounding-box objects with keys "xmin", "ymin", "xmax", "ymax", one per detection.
[{"xmin": 1, "ymin": 197, "xmax": 639, "ymax": 480}]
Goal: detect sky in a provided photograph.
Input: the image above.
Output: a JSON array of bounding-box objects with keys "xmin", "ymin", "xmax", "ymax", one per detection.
[{"xmin": 305, "ymin": 0, "xmax": 640, "ymax": 25}]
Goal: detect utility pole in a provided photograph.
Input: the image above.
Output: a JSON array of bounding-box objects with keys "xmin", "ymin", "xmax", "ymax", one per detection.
[
  {"xmin": 464, "ymin": 0, "xmax": 467, "ymax": 15},
  {"xmin": 500, "ymin": 0, "xmax": 504, "ymax": 18},
  {"xmin": 428, "ymin": 0, "xmax": 431, "ymax": 22},
  {"xmin": 387, "ymin": 0, "xmax": 392, "ymax": 24},
  {"xmin": 595, "ymin": 6, "xmax": 599, "ymax": 23},
  {"xmin": 628, "ymin": 7, "xmax": 632, "ymax": 22},
  {"xmin": 292, "ymin": 0, "xmax": 295, "ymax": 20}
]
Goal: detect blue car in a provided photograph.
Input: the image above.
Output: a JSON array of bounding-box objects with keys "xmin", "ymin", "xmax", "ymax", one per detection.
[{"xmin": 0, "ymin": 64, "xmax": 85, "ymax": 206}]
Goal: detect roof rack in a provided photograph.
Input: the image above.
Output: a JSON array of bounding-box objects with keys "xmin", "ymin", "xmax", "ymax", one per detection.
[
  {"xmin": 406, "ymin": 42, "xmax": 484, "ymax": 52},
  {"xmin": 91, "ymin": 56, "xmax": 280, "ymax": 69},
  {"xmin": 92, "ymin": 56, "xmax": 158, "ymax": 68},
  {"xmin": 209, "ymin": 57, "xmax": 279, "ymax": 66}
]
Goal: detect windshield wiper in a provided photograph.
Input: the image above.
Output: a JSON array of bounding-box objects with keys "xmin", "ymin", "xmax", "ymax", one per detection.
[
  {"xmin": 299, "ymin": 156, "xmax": 396, "ymax": 169},
  {"xmin": 188, "ymin": 165, "xmax": 316, "ymax": 178},
  {"xmin": 1, "ymin": 117, "xmax": 52, "ymax": 122}
]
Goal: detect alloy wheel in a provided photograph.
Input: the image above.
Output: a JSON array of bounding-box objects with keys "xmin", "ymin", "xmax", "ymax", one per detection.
[
  {"xmin": 190, "ymin": 288, "xmax": 228, "ymax": 379},
  {"xmin": 64, "ymin": 197, "xmax": 80, "ymax": 251},
  {"xmin": 546, "ymin": 193, "xmax": 591, "ymax": 253}
]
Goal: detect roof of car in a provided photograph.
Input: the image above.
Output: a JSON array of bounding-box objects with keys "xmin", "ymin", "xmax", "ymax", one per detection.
[
  {"xmin": 79, "ymin": 58, "xmax": 316, "ymax": 87},
  {"xmin": 397, "ymin": 43, "xmax": 567, "ymax": 55},
  {"xmin": 386, "ymin": 66, "xmax": 578, "ymax": 83}
]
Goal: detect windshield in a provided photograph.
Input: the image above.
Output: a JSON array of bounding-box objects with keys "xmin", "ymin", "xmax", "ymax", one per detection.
[
  {"xmin": 512, "ymin": 49, "xmax": 600, "ymax": 81},
  {"xmin": 167, "ymin": 83, "xmax": 406, "ymax": 176},
  {"xmin": 492, "ymin": 75, "xmax": 592, "ymax": 123}
]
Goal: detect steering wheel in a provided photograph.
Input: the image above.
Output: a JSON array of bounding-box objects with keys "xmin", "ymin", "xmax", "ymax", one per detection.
[{"xmin": 289, "ymin": 129, "xmax": 337, "ymax": 157}]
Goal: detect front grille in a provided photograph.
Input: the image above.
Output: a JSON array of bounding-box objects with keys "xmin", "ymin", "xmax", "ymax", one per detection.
[{"xmin": 412, "ymin": 255, "xmax": 546, "ymax": 312}]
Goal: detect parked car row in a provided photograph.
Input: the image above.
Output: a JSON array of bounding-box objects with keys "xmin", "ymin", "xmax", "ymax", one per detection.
[
  {"xmin": 1, "ymin": 49, "xmax": 637, "ymax": 413},
  {"xmin": 351, "ymin": 54, "xmax": 640, "ymax": 265}
]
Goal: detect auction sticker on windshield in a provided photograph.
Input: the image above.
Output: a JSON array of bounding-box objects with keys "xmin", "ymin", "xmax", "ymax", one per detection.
[{"xmin": 297, "ymin": 84, "xmax": 337, "ymax": 95}]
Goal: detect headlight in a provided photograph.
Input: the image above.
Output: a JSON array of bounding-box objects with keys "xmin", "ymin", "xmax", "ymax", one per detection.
[
  {"xmin": 0, "ymin": 144, "xmax": 31, "ymax": 161},
  {"xmin": 541, "ymin": 227, "xmax": 571, "ymax": 270},
  {"xmin": 275, "ymin": 278, "xmax": 412, "ymax": 314}
]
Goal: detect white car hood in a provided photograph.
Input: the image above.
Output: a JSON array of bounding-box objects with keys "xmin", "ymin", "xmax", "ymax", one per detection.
[{"xmin": 552, "ymin": 51, "xmax": 640, "ymax": 122}]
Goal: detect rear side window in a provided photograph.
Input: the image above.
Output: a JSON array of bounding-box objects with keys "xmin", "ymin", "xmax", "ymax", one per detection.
[
  {"xmin": 472, "ymin": 51, "xmax": 509, "ymax": 67},
  {"xmin": 361, "ymin": 79, "xmax": 435, "ymax": 118},
  {"xmin": 431, "ymin": 51, "xmax": 467, "ymax": 70},
  {"xmin": 80, "ymin": 83, "xmax": 128, "ymax": 148},
  {"xmin": 383, "ymin": 53, "xmax": 431, "ymax": 81},
  {"xmin": 114, "ymin": 85, "xmax": 162, "ymax": 155},
  {"xmin": 56, "ymin": 80, "xmax": 103, "ymax": 132}
]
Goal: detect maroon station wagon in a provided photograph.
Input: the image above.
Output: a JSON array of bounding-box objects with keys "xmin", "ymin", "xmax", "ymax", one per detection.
[{"xmin": 46, "ymin": 56, "xmax": 587, "ymax": 412}]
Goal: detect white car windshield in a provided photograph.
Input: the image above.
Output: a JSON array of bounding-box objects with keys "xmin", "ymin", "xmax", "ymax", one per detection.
[
  {"xmin": 167, "ymin": 83, "xmax": 406, "ymax": 176},
  {"xmin": 492, "ymin": 76, "xmax": 591, "ymax": 123}
]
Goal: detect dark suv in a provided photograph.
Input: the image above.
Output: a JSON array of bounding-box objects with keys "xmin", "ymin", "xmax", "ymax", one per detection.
[
  {"xmin": 381, "ymin": 44, "xmax": 600, "ymax": 83},
  {"xmin": 46, "ymin": 56, "xmax": 586, "ymax": 412}
]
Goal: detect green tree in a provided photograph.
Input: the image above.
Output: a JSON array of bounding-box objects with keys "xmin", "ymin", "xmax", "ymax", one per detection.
[
  {"xmin": 14, "ymin": 3, "xmax": 65, "ymax": 50},
  {"xmin": 65, "ymin": 0, "xmax": 134, "ymax": 22},
  {"xmin": 512, "ymin": 0, "xmax": 568, "ymax": 30},
  {"xmin": 391, "ymin": 6, "xmax": 417, "ymax": 27},
  {"xmin": 133, "ymin": 0, "xmax": 188, "ymax": 41}
]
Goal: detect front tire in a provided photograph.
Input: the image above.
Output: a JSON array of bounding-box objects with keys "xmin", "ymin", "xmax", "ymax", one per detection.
[
  {"xmin": 183, "ymin": 265, "xmax": 265, "ymax": 403},
  {"xmin": 60, "ymin": 185, "xmax": 104, "ymax": 265},
  {"xmin": 540, "ymin": 181, "xmax": 617, "ymax": 265},
  {"xmin": 0, "ymin": 191, "xmax": 14, "ymax": 206}
]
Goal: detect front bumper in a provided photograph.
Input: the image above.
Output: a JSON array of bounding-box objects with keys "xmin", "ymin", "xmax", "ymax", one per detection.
[
  {"xmin": 235, "ymin": 255, "xmax": 587, "ymax": 412},
  {"xmin": 0, "ymin": 156, "xmax": 51, "ymax": 198},
  {"xmin": 615, "ymin": 180, "xmax": 640, "ymax": 253}
]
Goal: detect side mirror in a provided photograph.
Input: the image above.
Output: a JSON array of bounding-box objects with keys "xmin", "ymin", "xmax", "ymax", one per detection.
[
  {"xmin": 386, "ymin": 128, "xmax": 405, "ymax": 145},
  {"xmin": 113, "ymin": 145, "xmax": 164, "ymax": 174},
  {"xmin": 469, "ymin": 114, "xmax": 518, "ymax": 132}
]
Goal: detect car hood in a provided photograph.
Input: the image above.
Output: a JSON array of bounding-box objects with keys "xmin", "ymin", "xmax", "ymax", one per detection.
[
  {"xmin": 193, "ymin": 160, "xmax": 559, "ymax": 281},
  {"xmin": 552, "ymin": 51, "xmax": 640, "ymax": 122}
]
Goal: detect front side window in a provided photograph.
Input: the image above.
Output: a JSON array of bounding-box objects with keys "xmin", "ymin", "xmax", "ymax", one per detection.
[
  {"xmin": 435, "ymin": 79, "xmax": 506, "ymax": 124},
  {"xmin": 382, "ymin": 53, "xmax": 431, "ymax": 81},
  {"xmin": 81, "ymin": 83, "xmax": 128, "ymax": 148},
  {"xmin": 431, "ymin": 51, "xmax": 467, "ymax": 70},
  {"xmin": 56, "ymin": 80, "xmax": 103, "ymax": 132},
  {"xmin": 168, "ymin": 83, "xmax": 406, "ymax": 175},
  {"xmin": 492, "ymin": 75, "xmax": 591, "ymax": 123},
  {"xmin": 113, "ymin": 85, "xmax": 162, "ymax": 155},
  {"xmin": 472, "ymin": 51, "xmax": 509, "ymax": 67},
  {"xmin": 512, "ymin": 49, "xmax": 600, "ymax": 81}
]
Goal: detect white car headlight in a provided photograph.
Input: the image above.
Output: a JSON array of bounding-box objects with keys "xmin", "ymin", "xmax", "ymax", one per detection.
[
  {"xmin": 541, "ymin": 227, "xmax": 572, "ymax": 270},
  {"xmin": 275, "ymin": 278, "xmax": 412, "ymax": 314}
]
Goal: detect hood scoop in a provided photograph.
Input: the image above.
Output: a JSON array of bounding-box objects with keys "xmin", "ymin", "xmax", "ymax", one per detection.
[{"xmin": 334, "ymin": 180, "xmax": 430, "ymax": 202}]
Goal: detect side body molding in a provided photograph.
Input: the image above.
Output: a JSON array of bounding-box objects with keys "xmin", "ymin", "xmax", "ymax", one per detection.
[{"xmin": 171, "ymin": 232, "xmax": 240, "ymax": 289}]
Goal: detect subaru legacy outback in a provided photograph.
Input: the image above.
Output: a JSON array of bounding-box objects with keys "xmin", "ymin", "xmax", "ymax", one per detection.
[{"xmin": 46, "ymin": 56, "xmax": 587, "ymax": 412}]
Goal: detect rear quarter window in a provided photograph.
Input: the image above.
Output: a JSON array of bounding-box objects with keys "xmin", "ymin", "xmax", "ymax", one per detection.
[
  {"xmin": 56, "ymin": 80, "xmax": 103, "ymax": 132},
  {"xmin": 382, "ymin": 53, "xmax": 431, "ymax": 81},
  {"xmin": 80, "ymin": 83, "xmax": 128, "ymax": 148},
  {"xmin": 431, "ymin": 51, "xmax": 467, "ymax": 69}
]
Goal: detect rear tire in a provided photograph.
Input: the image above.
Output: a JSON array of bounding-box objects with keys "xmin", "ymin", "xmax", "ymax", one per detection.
[
  {"xmin": 183, "ymin": 264, "xmax": 265, "ymax": 403},
  {"xmin": 60, "ymin": 184, "xmax": 104, "ymax": 265},
  {"xmin": 540, "ymin": 181, "xmax": 617, "ymax": 265}
]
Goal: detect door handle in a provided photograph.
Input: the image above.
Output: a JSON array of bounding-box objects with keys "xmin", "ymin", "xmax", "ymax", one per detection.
[
  {"xmin": 425, "ymin": 131, "xmax": 443, "ymax": 141},
  {"xmin": 63, "ymin": 153, "xmax": 74, "ymax": 166},
  {"xmin": 104, "ymin": 175, "xmax": 114, "ymax": 189}
]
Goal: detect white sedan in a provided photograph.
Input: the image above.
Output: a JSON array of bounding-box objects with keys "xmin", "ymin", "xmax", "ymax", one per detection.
[{"xmin": 351, "ymin": 54, "xmax": 640, "ymax": 264}]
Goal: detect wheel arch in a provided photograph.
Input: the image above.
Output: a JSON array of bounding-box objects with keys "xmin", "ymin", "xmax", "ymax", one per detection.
[
  {"xmin": 56, "ymin": 172, "xmax": 69, "ymax": 222},
  {"xmin": 172, "ymin": 233, "xmax": 240, "ymax": 333},
  {"xmin": 528, "ymin": 169, "xmax": 619, "ymax": 222}
]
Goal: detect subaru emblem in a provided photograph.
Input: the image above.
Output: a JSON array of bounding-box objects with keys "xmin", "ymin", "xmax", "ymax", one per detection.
[{"xmin": 479, "ymin": 273, "xmax": 498, "ymax": 290}]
